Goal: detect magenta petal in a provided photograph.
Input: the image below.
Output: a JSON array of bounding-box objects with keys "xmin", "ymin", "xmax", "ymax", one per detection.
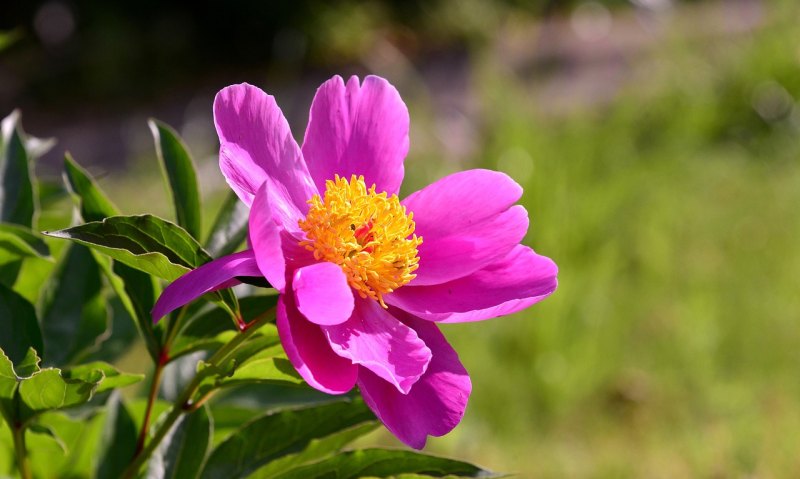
[
  {"xmin": 249, "ymin": 182, "xmax": 288, "ymax": 291},
  {"xmin": 151, "ymin": 250, "xmax": 261, "ymax": 323},
  {"xmin": 214, "ymin": 83, "xmax": 317, "ymax": 221},
  {"xmin": 403, "ymin": 169, "xmax": 526, "ymax": 285},
  {"xmin": 277, "ymin": 293, "xmax": 358, "ymax": 394},
  {"xmin": 387, "ymin": 245, "xmax": 558, "ymax": 323},
  {"xmin": 322, "ymin": 298, "xmax": 431, "ymax": 394},
  {"xmin": 293, "ymin": 262, "xmax": 354, "ymax": 326},
  {"xmin": 414, "ymin": 205, "xmax": 528, "ymax": 286},
  {"xmin": 358, "ymin": 313, "xmax": 471, "ymax": 449},
  {"xmin": 302, "ymin": 75, "xmax": 409, "ymax": 195}
]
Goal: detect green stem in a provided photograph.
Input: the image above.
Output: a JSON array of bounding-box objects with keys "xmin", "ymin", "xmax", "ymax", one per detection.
[
  {"xmin": 120, "ymin": 309, "xmax": 274, "ymax": 479},
  {"xmin": 12, "ymin": 424, "xmax": 32, "ymax": 479}
]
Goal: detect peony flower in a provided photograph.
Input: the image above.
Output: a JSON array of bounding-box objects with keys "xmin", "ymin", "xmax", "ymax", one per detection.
[{"xmin": 152, "ymin": 75, "xmax": 558, "ymax": 448}]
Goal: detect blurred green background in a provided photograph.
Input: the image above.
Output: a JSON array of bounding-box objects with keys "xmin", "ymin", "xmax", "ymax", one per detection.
[{"xmin": 3, "ymin": 0, "xmax": 800, "ymax": 476}]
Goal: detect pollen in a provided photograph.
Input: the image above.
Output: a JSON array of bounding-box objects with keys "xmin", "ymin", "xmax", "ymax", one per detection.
[{"xmin": 298, "ymin": 175, "xmax": 422, "ymax": 307}]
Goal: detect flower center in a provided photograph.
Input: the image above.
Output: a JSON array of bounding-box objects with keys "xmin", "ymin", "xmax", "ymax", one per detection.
[{"xmin": 298, "ymin": 175, "xmax": 422, "ymax": 307}]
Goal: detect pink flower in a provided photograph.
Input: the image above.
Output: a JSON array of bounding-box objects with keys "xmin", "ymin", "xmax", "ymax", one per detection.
[{"xmin": 153, "ymin": 75, "xmax": 558, "ymax": 448}]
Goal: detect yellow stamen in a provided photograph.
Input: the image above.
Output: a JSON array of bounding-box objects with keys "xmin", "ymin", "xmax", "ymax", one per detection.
[{"xmin": 298, "ymin": 175, "xmax": 422, "ymax": 307}]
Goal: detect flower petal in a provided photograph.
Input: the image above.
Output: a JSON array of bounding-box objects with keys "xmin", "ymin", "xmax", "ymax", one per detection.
[
  {"xmin": 277, "ymin": 293, "xmax": 358, "ymax": 394},
  {"xmin": 387, "ymin": 245, "xmax": 558, "ymax": 323},
  {"xmin": 249, "ymin": 182, "xmax": 288, "ymax": 291},
  {"xmin": 302, "ymin": 75, "xmax": 409, "ymax": 195},
  {"xmin": 214, "ymin": 83, "xmax": 317, "ymax": 222},
  {"xmin": 322, "ymin": 298, "xmax": 431, "ymax": 394},
  {"xmin": 358, "ymin": 313, "xmax": 471, "ymax": 449},
  {"xmin": 151, "ymin": 250, "xmax": 261, "ymax": 323},
  {"xmin": 293, "ymin": 262, "xmax": 354, "ymax": 326},
  {"xmin": 403, "ymin": 169, "xmax": 526, "ymax": 285}
]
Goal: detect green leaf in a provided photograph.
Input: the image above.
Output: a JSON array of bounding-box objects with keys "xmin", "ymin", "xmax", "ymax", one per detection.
[
  {"xmin": 0, "ymin": 223, "xmax": 50, "ymax": 260},
  {"xmin": 147, "ymin": 404, "xmax": 213, "ymax": 479},
  {"xmin": 62, "ymin": 154, "xmax": 162, "ymax": 360},
  {"xmin": 17, "ymin": 368, "xmax": 102, "ymax": 419},
  {"xmin": 199, "ymin": 399, "xmax": 378, "ymax": 479},
  {"xmin": 192, "ymin": 322, "xmax": 292, "ymax": 398},
  {"xmin": 0, "ymin": 260, "xmax": 21, "ymax": 287},
  {"xmin": 28, "ymin": 423, "xmax": 68, "ymax": 454},
  {"xmin": 95, "ymin": 392, "xmax": 137, "ymax": 479},
  {"xmin": 0, "ymin": 110, "xmax": 35, "ymax": 227},
  {"xmin": 43, "ymin": 214, "xmax": 212, "ymax": 280},
  {"xmin": 150, "ymin": 119, "xmax": 202, "ymax": 239},
  {"xmin": 171, "ymin": 294, "xmax": 279, "ymax": 360},
  {"xmin": 63, "ymin": 153, "xmax": 120, "ymax": 222},
  {"xmin": 205, "ymin": 191, "xmax": 249, "ymax": 257},
  {"xmin": 27, "ymin": 410, "xmax": 105, "ymax": 478},
  {"xmin": 94, "ymin": 254, "xmax": 161, "ymax": 361},
  {"xmin": 14, "ymin": 347, "xmax": 41, "ymax": 378},
  {"xmin": 0, "ymin": 282, "xmax": 43, "ymax": 365},
  {"xmin": 64, "ymin": 361, "xmax": 143, "ymax": 393},
  {"xmin": 0, "ymin": 351, "xmax": 18, "ymax": 425},
  {"xmin": 39, "ymin": 244, "xmax": 108, "ymax": 365},
  {"xmin": 200, "ymin": 344, "xmax": 304, "ymax": 395},
  {"xmin": 264, "ymin": 449, "xmax": 495, "ymax": 479}
]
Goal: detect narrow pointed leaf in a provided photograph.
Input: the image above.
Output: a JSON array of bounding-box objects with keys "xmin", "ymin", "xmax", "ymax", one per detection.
[
  {"xmin": 205, "ymin": 190, "xmax": 249, "ymax": 257},
  {"xmin": 64, "ymin": 361, "xmax": 143, "ymax": 393},
  {"xmin": 0, "ymin": 111, "xmax": 35, "ymax": 227},
  {"xmin": 147, "ymin": 404, "xmax": 213, "ymax": 479},
  {"xmin": 63, "ymin": 153, "xmax": 119, "ymax": 222},
  {"xmin": 95, "ymin": 392, "xmax": 137, "ymax": 479},
  {"xmin": 0, "ymin": 282, "xmax": 43, "ymax": 365},
  {"xmin": 60, "ymin": 158, "xmax": 163, "ymax": 359},
  {"xmin": 199, "ymin": 399, "xmax": 377, "ymax": 479},
  {"xmin": 150, "ymin": 119, "xmax": 202, "ymax": 239},
  {"xmin": 43, "ymin": 214, "xmax": 212, "ymax": 280},
  {"xmin": 0, "ymin": 223, "xmax": 50, "ymax": 260},
  {"xmin": 264, "ymin": 449, "xmax": 495, "ymax": 479},
  {"xmin": 40, "ymin": 244, "xmax": 107, "ymax": 365}
]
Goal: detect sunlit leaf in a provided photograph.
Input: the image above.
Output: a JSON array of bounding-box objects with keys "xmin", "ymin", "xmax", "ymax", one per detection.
[
  {"xmin": 17, "ymin": 368, "xmax": 102, "ymax": 419},
  {"xmin": 43, "ymin": 214, "xmax": 211, "ymax": 281},
  {"xmin": 64, "ymin": 361, "xmax": 143, "ymax": 393},
  {"xmin": 199, "ymin": 399, "xmax": 377, "ymax": 479},
  {"xmin": 0, "ymin": 351, "xmax": 17, "ymax": 425},
  {"xmin": 63, "ymin": 153, "xmax": 120, "ymax": 222},
  {"xmin": 0, "ymin": 223, "xmax": 50, "ymax": 260},
  {"xmin": 261, "ymin": 449, "xmax": 496, "ymax": 479},
  {"xmin": 149, "ymin": 120, "xmax": 202, "ymax": 239},
  {"xmin": 14, "ymin": 347, "xmax": 41, "ymax": 378}
]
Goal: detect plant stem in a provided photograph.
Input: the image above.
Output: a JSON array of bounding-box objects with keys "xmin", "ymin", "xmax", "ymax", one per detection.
[
  {"xmin": 120, "ymin": 308, "xmax": 274, "ymax": 479},
  {"xmin": 134, "ymin": 353, "xmax": 166, "ymax": 455},
  {"xmin": 12, "ymin": 424, "xmax": 32, "ymax": 479},
  {"xmin": 133, "ymin": 305, "xmax": 187, "ymax": 455}
]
